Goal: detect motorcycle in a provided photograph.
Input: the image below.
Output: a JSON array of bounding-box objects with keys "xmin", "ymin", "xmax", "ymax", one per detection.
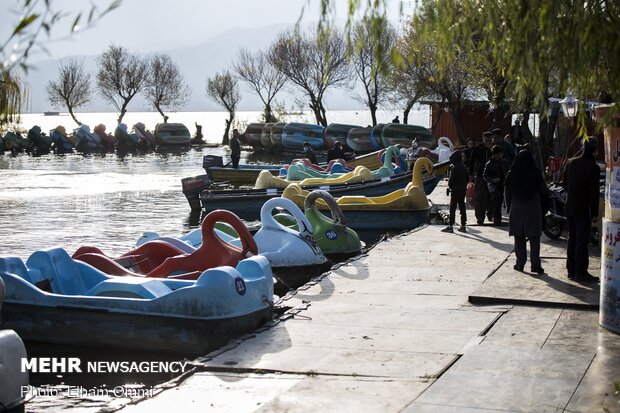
[
  {"xmin": 542, "ymin": 182, "xmax": 566, "ymax": 239},
  {"xmin": 542, "ymin": 181, "xmax": 602, "ymax": 245}
]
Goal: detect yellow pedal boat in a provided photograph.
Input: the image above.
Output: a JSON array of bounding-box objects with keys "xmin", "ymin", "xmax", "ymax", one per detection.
[
  {"xmin": 281, "ymin": 158, "xmax": 434, "ymax": 231},
  {"xmin": 255, "ymin": 146, "xmax": 403, "ymax": 189}
]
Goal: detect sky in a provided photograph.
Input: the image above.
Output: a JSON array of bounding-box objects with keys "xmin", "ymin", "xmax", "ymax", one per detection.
[
  {"xmin": 1, "ymin": 0, "xmax": 415, "ymax": 63},
  {"xmin": 1, "ymin": 0, "xmax": 417, "ymax": 112}
]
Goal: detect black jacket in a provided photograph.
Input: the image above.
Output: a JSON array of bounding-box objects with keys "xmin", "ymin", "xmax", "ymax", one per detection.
[
  {"xmin": 483, "ymin": 157, "xmax": 508, "ymax": 194},
  {"xmin": 230, "ymin": 136, "xmax": 241, "ymax": 158},
  {"xmin": 564, "ymin": 153, "xmax": 600, "ymax": 218},
  {"xmin": 468, "ymin": 143, "xmax": 492, "ymax": 178},
  {"xmin": 327, "ymin": 146, "xmax": 346, "ymax": 161},
  {"xmin": 304, "ymin": 148, "xmax": 318, "ymax": 164},
  {"xmin": 448, "ymin": 151, "xmax": 468, "ymax": 191}
]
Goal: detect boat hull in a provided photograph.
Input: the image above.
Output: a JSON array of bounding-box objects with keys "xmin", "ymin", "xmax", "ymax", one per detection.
[
  {"xmin": 1, "ymin": 302, "xmax": 272, "ymax": 355},
  {"xmin": 281, "ymin": 123, "xmax": 326, "ymax": 150},
  {"xmin": 200, "ymin": 171, "xmax": 443, "ymax": 218},
  {"xmin": 381, "ymin": 123, "xmax": 435, "ymax": 148},
  {"xmin": 200, "ymin": 150, "xmax": 385, "ymax": 187},
  {"xmin": 269, "ymin": 122, "xmax": 286, "ymax": 147},
  {"xmin": 155, "ymin": 123, "xmax": 191, "ymax": 145},
  {"xmin": 243, "ymin": 123, "xmax": 265, "ymax": 147},
  {"xmin": 207, "ymin": 165, "xmax": 281, "ymax": 185},
  {"xmin": 324, "ymin": 123, "xmax": 359, "ymax": 148},
  {"xmin": 346, "ymin": 127, "xmax": 374, "ymax": 152},
  {"xmin": 260, "ymin": 123, "xmax": 274, "ymax": 149}
]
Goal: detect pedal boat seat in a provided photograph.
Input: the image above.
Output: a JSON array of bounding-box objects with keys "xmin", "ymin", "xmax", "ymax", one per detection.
[{"xmin": 85, "ymin": 277, "xmax": 173, "ymax": 299}]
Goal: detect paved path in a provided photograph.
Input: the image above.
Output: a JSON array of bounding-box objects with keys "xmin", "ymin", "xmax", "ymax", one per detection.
[{"xmin": 116, "ymin": 188, "xmax": 619, "ymax": 413}]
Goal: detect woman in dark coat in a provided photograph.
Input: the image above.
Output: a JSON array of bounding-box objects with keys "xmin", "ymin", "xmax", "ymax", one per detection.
[{"xmin": 504, "ymin": 149, "xmax": 547, "ymax": 274}]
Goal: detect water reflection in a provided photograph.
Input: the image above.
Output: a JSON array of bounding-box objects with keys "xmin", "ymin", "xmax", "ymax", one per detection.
[
  {"xmin": 0, "ymin": 150, "xmax": 220, "ymax": 258},
  {"xmin": 0, "ymin": 148, "xmax": 396, "ymax": 409}
]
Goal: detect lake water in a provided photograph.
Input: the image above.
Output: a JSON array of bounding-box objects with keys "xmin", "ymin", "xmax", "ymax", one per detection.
[
  {"xmin": 1, "ymin": 109, "xmax": 431, "ymax": 411},
  {"xmin": 1, "ymin": 109, "xmax": 431, "ymax": 258}
]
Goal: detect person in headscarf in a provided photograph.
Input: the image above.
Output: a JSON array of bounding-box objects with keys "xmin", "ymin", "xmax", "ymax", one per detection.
[
  {"xmin": 303, "ymin": 141, "xmax": 318, "ymax": 164},
  {"xmin": 504, "ymin": 149, "xmax": 547, "ymax": 274}
]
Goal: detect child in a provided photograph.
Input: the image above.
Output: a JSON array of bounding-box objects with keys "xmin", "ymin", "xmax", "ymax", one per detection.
[{"xmin": 442, "ymin": 150, "xmax": 468, "ymax": 233}]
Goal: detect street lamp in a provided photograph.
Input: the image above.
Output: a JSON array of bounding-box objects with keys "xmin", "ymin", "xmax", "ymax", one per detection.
[{"xmin": 559, "ymin": 94, "xmax": 579, "ymax": 119}]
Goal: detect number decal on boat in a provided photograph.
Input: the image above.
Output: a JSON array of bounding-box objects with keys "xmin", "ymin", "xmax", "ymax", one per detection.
[
  {"xmin": 234, "ymin": 277, "xmax": 246, "ymax": 296},
  {"xmin": 325, "ymin": 229, "xmax": 338, "ymax": 240}
]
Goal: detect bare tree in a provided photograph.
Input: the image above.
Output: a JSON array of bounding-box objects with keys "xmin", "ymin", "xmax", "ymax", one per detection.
[
  {"xmin": 233, "ymin": 49, "xmax": 286, "ymax": 123},
  {"xmin": 386, "ymin": 33, "xmax": 428, "ymax": 124},
  {"xmin": 268, "ymin": 28, "xmax": 350, "ymax": 127},
  {"xmin": 206, "ymin": 70, "xmax": 240, "ymax": 145},
  {"xmin": 46, "ymin": 58, "xmax": 91, "ymax": 126},
  {"xmin": 144, "ymin": 53, "xmax": 190, "ymax": 123},
  {"xmin": 1, "ymin": 1, "xmax": 120, "ymax": 124},
  {"xmin": 96, "ymin": 44, "xmax": 148, "ymax": 124},
  {"xmin": 350, "ymin": 18, "xmax": 396, "ymax": 126}
]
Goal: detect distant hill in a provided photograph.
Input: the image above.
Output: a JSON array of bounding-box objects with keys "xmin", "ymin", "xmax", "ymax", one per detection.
[{"xmin": 24, "ymin": 24, "xmax": 362, "ymax": 113}]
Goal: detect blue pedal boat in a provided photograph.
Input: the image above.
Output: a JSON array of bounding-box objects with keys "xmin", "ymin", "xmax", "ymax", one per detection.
[{"xmin": 0, "ymin": 248, "xmax": 273, "ymax": 355}]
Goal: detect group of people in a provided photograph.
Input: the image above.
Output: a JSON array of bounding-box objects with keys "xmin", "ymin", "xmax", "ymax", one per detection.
[{"xmin": 443, "ymin": 129, "xmax": 600, "ymax": 283}]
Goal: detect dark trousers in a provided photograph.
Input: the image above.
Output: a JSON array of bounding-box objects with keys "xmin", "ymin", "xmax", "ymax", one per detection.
[
  {"xmin": 474, "ymin": 177, "xmax": 491, "ymax": 223},
  {"xmin": 514, "ymin": 235, "xmax": 541, "ymax": 268},
  {"xmin": 490, "ymin": 188, "xmax": 504, "ymax": 224},
  {"xmin": 449, "ymin": 189, "xmax": 467, "ymax": 226},
  {"xmin": 567, "ymin": 217, "xmax": 591, "ymax": 276},
  {"xmin": 232, "ymin": 155, "xmax": 240, "ymax": 169}
]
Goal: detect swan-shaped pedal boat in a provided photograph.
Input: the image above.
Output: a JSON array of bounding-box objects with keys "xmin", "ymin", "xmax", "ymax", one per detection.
[
  {"xmin": 285, "ymin": 158, "xmax": 354, "ymax": 180},
  {"xmin": 288, "ymin": 157, "xmax": 354, "ymax": 173},
  {"xmin": 73, "ymin": 210, "xmax": 257, "ymax": 279},
  {"xmin": 302, "ymin": 190, "xmax": 362, "ymax": 255},
  {"xmin": 0, "ymin": 251, "xmax": 273, "ymax": 354},
  {"xmin": 51, "ymin": 125, "xmax": 75, "ymax": 153},
  {"xmin": 282, "ymin": 157, "xmax": 434, "ymax": 231},
  {"xmin": 74, "ymin": 124, "xmax": 103, "ymax": 152},
  {"xmin": 92, "ymin": 124, "xmax": 116, "ymax": 149},
  {"xmin": 428, "ymin": 136, "xmax": 455, "ymax": 162},
  {"xmin": 252, "ymin": 197, "xmax": 329, "ymax": 267},
  {"xmin": 138, "ymin": 199, "xmax": 330, "ymax": 269},
  {"xmin": 255, "ymin": 146, "xmax": 404, "ymax": 189}
]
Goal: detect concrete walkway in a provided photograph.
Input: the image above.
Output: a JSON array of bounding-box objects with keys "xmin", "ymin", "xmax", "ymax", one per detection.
[{"xmin": 115, "ymin": 187, "xmax": 619, "ymax": 412}]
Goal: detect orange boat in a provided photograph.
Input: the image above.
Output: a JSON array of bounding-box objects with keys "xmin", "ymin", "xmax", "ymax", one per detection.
[{"xmin": 73, "ymin": 210, "xmax": 257, "ymax": 280}]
